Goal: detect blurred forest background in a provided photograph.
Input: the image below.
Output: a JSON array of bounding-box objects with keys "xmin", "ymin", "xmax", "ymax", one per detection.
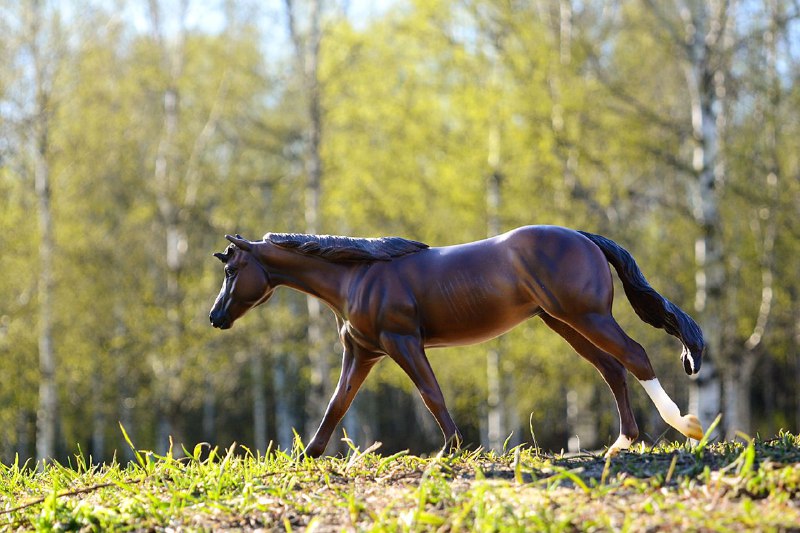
[{"xmin": 1, "ymin": 0, "xmax": 799, "ymax": 464}]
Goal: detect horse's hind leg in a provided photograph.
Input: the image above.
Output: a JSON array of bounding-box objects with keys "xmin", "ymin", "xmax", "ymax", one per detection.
[
  {"xmin": 559, "ymin": 312, "xmax": 703, "ymax": 441},
  {"xmin": 541, "ymin": 314, "xmax": 638, "ymax": 455}
]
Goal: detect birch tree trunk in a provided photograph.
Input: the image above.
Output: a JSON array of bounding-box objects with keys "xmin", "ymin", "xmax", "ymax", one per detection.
[
  {"xmin": 34, "ymin": 96, "xmax": 57, "ymax": 463},
  {"xmin": 284, "ymin": 0, "xmax": 335, "ymax": 449},
  {"xmin": 273, "ymin": 349, "xmax": 297, "ymax": 450},
  {"xmin": 251, "ymin": 351, "xmax": 268, "ymax": 453},
  {"xmin": 484, "ymin": 142, "xmax": 504, "ymax": 452},
  {"xmin": 675, "ymin": 0, "xmax": 729, "ymax": 437},
  {"xmin": 24, "ymin": 0, "xmax": 60, "ymax": 463},
  {"xmin": 481, "ymin": 35, "xmax": 513, "ymax": 451},
  {"xmin": 149, "ymin": 0, "xmax": 187, "ymax": 452},
  {"xmin": 731, "ymin": 0, "xmax": 784, "ymax": 437},
  {"xmin": 202, "ymin": 374, "xmax": 216, "ymax": 441},
  {"xmin": 91, "ymin": 369, "xmax": 106, "ymax": 461},
  {"xmin": 549, "ymin": 0, "xmax": 598, "ymax": 450},
  {"xmin": 795, "ymin": 298, "xmax": 800, "ymax": 432},
  {"xmin": 114, "ymin": 310, "xmax": 135, "ymax": 462},
  {"xmin": 148, "ymin": 0, "xmax": 227, "ymax": 452}
]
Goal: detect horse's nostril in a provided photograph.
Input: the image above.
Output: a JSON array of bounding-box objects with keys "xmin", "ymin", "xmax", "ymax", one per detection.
[{"xmin": 210, "ymin": 311, "xmax": 231, "ymax": 329}]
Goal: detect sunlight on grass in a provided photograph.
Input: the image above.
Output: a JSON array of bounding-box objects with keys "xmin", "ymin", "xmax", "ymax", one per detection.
[{"xmin": 1, "ymin": 431, "xmax": 799, "ymax": 530}]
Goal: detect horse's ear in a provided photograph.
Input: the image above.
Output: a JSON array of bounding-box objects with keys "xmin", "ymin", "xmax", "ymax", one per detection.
[
  {"xmin": 213, "ymin": 252, "xmax": 228, "ymax": 263},
  {"xmin": 225, "ymin": 234, "xmax": 252, "ymax": 252}
]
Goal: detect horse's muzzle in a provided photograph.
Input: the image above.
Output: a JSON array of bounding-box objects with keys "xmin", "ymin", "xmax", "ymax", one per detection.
[{"xmin": 209, "ymin": 310, "xmax": 231, "ymax": 330}]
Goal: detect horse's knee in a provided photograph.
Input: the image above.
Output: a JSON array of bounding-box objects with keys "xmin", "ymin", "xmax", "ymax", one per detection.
[
  {"xmin": 628, "ymin": 361, "xmax": 655, "ymax": 381},
  {"xmin": 568, "ymin": 314, "xmax": 653, "ymax": 378},
  {"xmin": 616, "ymin": 339, "xmax": 654, "ymax": 381}
]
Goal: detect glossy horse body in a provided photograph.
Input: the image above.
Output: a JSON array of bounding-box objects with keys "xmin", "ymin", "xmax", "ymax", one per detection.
[{"xmin": 210, "ymin": 225, "xmax": 705, "ymax": 456}]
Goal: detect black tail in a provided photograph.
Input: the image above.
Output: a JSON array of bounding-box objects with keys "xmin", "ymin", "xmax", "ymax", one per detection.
[{"xmin": 578, "ymin": 231, "xmax": 704, "ymax": 375}]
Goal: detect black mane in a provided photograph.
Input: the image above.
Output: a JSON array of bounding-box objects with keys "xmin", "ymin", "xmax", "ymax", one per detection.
[{"xmin": 265, "ymin": 233, "xmax": 429, "ymax": 262}]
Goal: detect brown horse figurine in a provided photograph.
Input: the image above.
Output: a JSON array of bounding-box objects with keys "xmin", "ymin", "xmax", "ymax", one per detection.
[{"xmin": 209, "ymin": 225, "xmax": 704, "ymax": 457}]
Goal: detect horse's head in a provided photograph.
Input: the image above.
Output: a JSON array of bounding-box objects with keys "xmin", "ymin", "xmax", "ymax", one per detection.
[{"xmin": 209, "ymin": 234, "xmax": 275, "ymax": 329}]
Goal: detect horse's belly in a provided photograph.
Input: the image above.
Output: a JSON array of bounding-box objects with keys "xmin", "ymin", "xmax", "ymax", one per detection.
[{"xmin": 422, "ymin": 304, "xmax": 541, "ymax": 348}]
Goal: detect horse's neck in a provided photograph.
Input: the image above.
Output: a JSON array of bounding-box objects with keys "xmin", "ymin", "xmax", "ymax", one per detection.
[{"xmin": 266, "ymin": 250, "xmax": 353, "ymax": 312}]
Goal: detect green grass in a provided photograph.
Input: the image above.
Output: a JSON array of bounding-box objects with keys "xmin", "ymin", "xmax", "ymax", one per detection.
[{"xmin": 2, "ymin": 430, "xmax": 799, "ymax": 531}]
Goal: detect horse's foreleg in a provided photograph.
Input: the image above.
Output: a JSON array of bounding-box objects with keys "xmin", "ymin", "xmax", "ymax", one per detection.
[
  {"xmin": 381, "ymin": 332, "xmax": 463, "ymax": 453},
  {"xmin": 305, "ymin": 339, "xmax": 382, "ymax": 458},
  {"xmin": 541, "ymin": 314, "xmax": 638, "ymax": 456}
]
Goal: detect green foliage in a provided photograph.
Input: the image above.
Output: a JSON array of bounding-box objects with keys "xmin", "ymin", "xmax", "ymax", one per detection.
[{"xmin": 0, "ymin": 0, "xmax": 799, "ymax": 463}]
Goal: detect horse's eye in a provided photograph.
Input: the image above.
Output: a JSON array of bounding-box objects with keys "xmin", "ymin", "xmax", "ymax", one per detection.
[{"xmin": 225, "ymin": 267, "xmax": 236, "ymax": 277}]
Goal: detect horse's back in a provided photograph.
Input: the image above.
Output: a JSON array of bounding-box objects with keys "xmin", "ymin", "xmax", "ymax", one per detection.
[
  {"xmin": 380, "ymin": 226, "xmax": 594, "ymax": 346},
  {"xmin": 420, "ymin": 225, "xmax": 613, "ymax": 321},
  {"xmin": 351, "ymin": 226, "xmax": 613, "ymax": 348}
]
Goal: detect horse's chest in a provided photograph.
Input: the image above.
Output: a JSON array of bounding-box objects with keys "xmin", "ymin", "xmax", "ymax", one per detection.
[
  {"xmin": 344, "ymin": 292, "xmax": 419, "ymax": 353},
  {"xmin": 343, "ymin": 320, "xmax": 383, "ymax": 353}
]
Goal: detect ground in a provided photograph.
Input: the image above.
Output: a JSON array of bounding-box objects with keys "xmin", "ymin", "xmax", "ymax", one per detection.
[{"xmin": 2, "ymin": 430, "xmax": 799, "ymax": 531}]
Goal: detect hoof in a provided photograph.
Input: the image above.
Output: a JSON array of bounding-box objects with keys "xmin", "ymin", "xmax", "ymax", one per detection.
[
  {"xmin": 444, "ymin": 433, "xmax": 463, "ymax": 453},
  {"xmin": 436, "ymin": 432, "xmax": 463, "ymax": 458},
  {"xmin": 682, "ymin": 414, "xmax": 704, "ymax": 440},
  {"xmin": 604, "ymin": 447, "xmax": 622, "ymax": 459},
  {"xmin": 304, "ymin": 443, "xmax": 325, "ymax": 458},
  {"xmin": 605, "ymin": 434, "xmax": 633, "ymax": 458}
]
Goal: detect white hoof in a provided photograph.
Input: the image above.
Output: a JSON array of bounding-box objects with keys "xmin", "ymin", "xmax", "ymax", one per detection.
[
  {"xmin": 605, "ymin": 434, "xmax": 633, "ymax": 457},
  {"xmin": 681, "ymin": 414, "xmax": 704, "ymax": 440}
]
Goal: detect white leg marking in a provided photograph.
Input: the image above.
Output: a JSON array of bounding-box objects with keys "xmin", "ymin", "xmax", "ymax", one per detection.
[
  {"xmin": 611, "ymin": 434, "xmax": 633, "ymax": 449},
  {"xmin": 605, "ymin": 434, "xmax": 634, "ymax": 457},
  {"xmin": 639, "ymin": 378, "xmax": 684, "ymax": 432}
]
